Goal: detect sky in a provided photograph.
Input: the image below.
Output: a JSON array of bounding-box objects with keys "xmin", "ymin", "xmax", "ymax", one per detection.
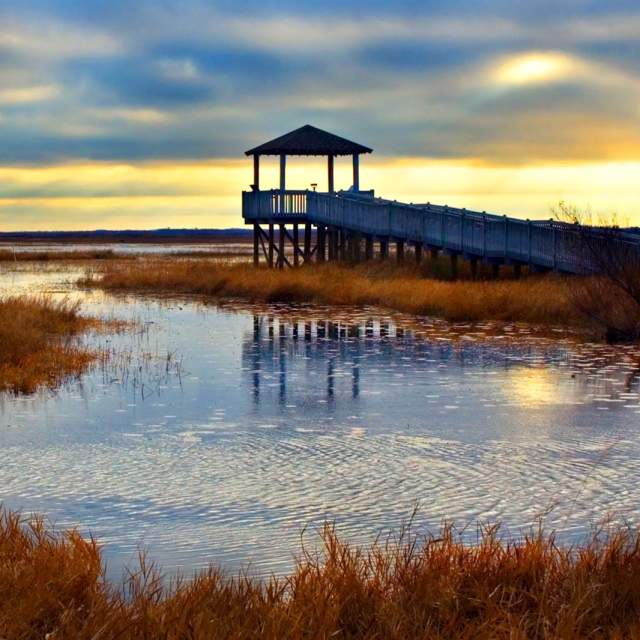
[{"xmin": 1, "ymin": 0, "xmax": 639, "ymax": 230}]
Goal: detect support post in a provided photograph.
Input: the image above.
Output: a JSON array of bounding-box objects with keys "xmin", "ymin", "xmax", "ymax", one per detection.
[
  {"xmin": 470, "ymin": 257, "xmax": 478, "ymax": 280},
  {"xmin": 414, "ymin": 242, "xmax": 423, "ymax": 265},
  {"xmin": 253, "ymin": 223, "xmax": 260, "ymax": 266},
  {"xmin": 396, "ymin": 239, "xmax": 405, "ymax": 264},
  {"xmin": 304, "ymin": 223, "xmax": 311, "ymax": 262},
  {"xmin": 380, "ymin": 237, "xmax": 389, "ymax": 259},
  {"xmin": 278, "ymin": 224, "xmax": 285, "ymax": 269},
  {"xmin": 352, "ymin": 154, "xmax": 360, "ymax": 191},
  {"xmin": 253, "ymin": 155, "xmax": 260, "ymax": 190},
  {"xmin": 328, "ymin": 155, "xmax": 334, "ymax": 193},
  {"xmin": 353, "ymin": 233, "xmax": 361, "ymax": 262},
  {"xmin": 317, "ymin": 225, "xmax": 326, "ymax": 263},
  {"xmin": 450, "ymin": 253, "xmax": 458, "ymax": 279},
  {"xmin": 268, "ymin": 223, "xmax": 274, "ymax": 268},
  {"xmin": 293, "ymin": 223, "xmax": 299, "ymax": 267},
  {"xmin": 430, "ymin": 247, "xmax": 439, "ymax": 261},
  {"xmin": 339, "ymin": 228, "xmax": 348, "ymax": 261},
  {"xmin": 365, "ymin": 235, "xmax": 373, "ymax": 260}
]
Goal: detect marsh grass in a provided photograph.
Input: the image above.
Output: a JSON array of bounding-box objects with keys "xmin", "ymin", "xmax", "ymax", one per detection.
[
  {"xmin": 0, "ymin": 296, "xmax": 96, "ymax": 393},
  {"xmin": 3, "ymin": 507, "xmax": 640, "ymax": 639},
  {"xmin": 0, "ymin": 249, "xmax": 124, "ymax": 261},
  {"xmin": 83, "ymin": 259, "xmax": 583, "ymax": 329}
]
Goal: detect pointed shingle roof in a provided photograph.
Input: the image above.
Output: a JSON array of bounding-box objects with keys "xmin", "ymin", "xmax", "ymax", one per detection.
[{"xmin": 245, "ymin": 124, "xmax": 372, "ymax": 157}]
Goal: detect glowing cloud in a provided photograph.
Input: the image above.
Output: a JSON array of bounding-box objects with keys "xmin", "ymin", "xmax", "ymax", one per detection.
[{"xmin": 492, "ymin": 52, "xmax": 580, "ymax": 86}]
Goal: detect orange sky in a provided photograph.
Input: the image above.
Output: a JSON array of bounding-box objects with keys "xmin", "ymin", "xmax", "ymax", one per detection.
[{"xmin": 0, "ymin": 156, "xmax": 638, "ymax": 231}]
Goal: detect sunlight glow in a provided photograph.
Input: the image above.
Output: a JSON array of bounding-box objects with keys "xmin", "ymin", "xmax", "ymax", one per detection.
[{"xmin": 493, "ymin": 52, "xmax": 578, "ymax": 86}]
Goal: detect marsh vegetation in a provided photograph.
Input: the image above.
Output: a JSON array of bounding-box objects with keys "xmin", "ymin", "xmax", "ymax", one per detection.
[
  {"xmin": 3, "ymin": 507, "xmax": 640, "ymax": 639},
  {"xmin": 0, "ymin": 296, "xmax": 97, "ymax": 393},
  {"xmin": 83, "ymin": 259, "xmax": 585, "ymax": 330}
]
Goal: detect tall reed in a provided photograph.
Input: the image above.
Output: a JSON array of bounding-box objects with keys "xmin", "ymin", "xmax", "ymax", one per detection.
[
  {"xmin": 0, "ymin": 296, "xmax": 95, "ymax": 393},
  {"xmin": 3, "ymin": 507, "xmax": 640, "ymax": 639}
]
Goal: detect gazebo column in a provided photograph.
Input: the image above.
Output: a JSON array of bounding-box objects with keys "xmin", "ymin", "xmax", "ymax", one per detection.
[
  {"xmin": 253, "ymin": 155, "xmax": 260, "ymax": 190},
  {"xmin": 279, "ymin": 153, "xmax": 286, "ymax": 214},
  {"xmin": 352, "ymin": 154, "xmax": 360, "ymax": 191},
  {"xmin": 328, "ymin": 155, "xmax": 335, "ymax": 193}
]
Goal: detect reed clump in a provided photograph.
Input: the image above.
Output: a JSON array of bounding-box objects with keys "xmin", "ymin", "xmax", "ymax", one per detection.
[
  {"xmin": 3, "ymin": 507, "xmax": 640, "ymax": 639},
  {"xmin": 84, "ymin": 260, "xmax": 581, "ymax": 328},
  {"xmin": 0, "ymin": 296, "xmax": 95, "ymax": 393}
]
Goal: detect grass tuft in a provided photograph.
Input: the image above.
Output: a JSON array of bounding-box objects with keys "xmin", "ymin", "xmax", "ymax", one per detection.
[
  {"xmin": 3, "ymin": 508, "xmax": 640, "ymax": 638},
  {"xmin": 0, "ymin": 296, "xmax": 96, "ymax": 393}
]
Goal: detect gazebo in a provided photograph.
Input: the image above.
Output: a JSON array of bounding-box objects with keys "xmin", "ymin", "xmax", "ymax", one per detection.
[
  {"xmin": 245, "ymin": 124, "xmax": 372, "ymax": 194},
  {"xmin": 242, "ymin": 125, "xmax": 373, "ymax": 268}
]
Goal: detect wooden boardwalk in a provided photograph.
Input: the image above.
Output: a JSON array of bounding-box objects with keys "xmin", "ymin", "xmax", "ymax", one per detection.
[
  {"xmin": 243, "ymin": 189, "xmax": 588, "ymax": 274},
  {"xmin": 241, "ymin": 126, "xmax": 640, "ymax": 275}
]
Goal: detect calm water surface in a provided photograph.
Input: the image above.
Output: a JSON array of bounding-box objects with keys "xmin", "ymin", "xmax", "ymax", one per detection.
[{"xmin": 1, "ymin": 263, "xmax": 640, "ymax": 579}]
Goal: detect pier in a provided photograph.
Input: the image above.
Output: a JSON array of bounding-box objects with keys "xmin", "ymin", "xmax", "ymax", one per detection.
[{"xmin": 242, "ymin": 125, "xmax": 635, "ymax": 275}]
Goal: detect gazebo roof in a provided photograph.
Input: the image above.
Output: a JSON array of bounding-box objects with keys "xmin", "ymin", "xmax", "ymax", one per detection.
[{"xmin": 245, "ymin": 124, "xmax": 372, "ymax": 157}]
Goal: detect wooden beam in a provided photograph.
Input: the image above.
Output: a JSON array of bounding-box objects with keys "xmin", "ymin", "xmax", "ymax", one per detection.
[{"xmin": 258, "ymin": 227, "xmax": 269, "ymax": 261}]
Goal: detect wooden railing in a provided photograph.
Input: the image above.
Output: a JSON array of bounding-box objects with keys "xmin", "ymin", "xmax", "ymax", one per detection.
[
  {"xmin": 242, "ymin": 189, "xmax": 308, "ymax": 217},
  {"xmin": 242, "ymin": 190, "xmax": 640, "ymax": 273}
]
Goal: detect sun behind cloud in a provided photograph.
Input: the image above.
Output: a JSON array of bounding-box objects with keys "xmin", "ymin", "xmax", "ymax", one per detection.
[{"xmin": 492, "ymin": 52, "xmax": 580, "ymax": 86}]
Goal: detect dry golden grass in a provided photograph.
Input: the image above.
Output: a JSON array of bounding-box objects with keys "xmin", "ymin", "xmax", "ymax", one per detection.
[
  {"xmin": 0, "ymin": 296, "xmax": 96, "ymax": 393},
  {"xmin": 3, "ymin": 507, "xmax": 640, "ymax": 639},
  {"xmin": 84, "ymin": 259, "xmax": 582, "ymax": 328}
]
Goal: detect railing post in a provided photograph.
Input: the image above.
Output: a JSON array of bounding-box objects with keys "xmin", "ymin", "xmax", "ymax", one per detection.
[
  {"xmin": 460, "ymin": 209, "xmax": 465, "ymax": 252},
  {"xmin": 527, "ymin": 219, "xmax": 532, "ymax": 266}
]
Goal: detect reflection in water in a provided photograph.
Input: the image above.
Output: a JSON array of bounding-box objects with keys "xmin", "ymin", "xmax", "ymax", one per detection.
[
  {"xmin": 242, "ymin": 314, "xmax": 578, "ymax": 412},
  {"xmin": 2, "ymin": 266, "xmax": 640, "ymax": 582}
]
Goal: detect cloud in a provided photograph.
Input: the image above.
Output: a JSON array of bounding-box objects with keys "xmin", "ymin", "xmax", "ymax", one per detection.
[
  {"xmin": 0, "ymin": 84, "xmax": 59, "ymax": 104},
  {"xmin": 0, "ymin": 1, "xmax": 639, "ymax": 169}
]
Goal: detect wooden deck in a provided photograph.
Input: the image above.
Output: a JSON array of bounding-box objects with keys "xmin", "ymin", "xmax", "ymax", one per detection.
[{"xmin": 242, "ymin": 189, "xmax": 638, "ymax": 274}]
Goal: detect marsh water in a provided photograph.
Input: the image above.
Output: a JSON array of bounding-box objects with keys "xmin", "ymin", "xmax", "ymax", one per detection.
[{"xmin": 2, "ymin": 262, "xmax": 640, "ymax": 580}]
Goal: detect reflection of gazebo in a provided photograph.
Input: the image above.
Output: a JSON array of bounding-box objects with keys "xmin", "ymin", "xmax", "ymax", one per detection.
[
  {"xmin": 242, "ymin": 125, "xmax": 373, "ymax": 268},
  {"xmin": 245, "ymin": 124, "xmax": 372, "ymax": 194}
]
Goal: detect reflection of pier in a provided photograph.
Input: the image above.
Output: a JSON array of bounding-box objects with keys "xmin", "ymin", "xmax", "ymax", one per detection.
[
  {"xmin": 244, "ymin": 315, "xmax": 410, "ymax": 406},
  {"xmin": 241, "ymin": 314, "xmax": 634, "ymax": 413}
]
